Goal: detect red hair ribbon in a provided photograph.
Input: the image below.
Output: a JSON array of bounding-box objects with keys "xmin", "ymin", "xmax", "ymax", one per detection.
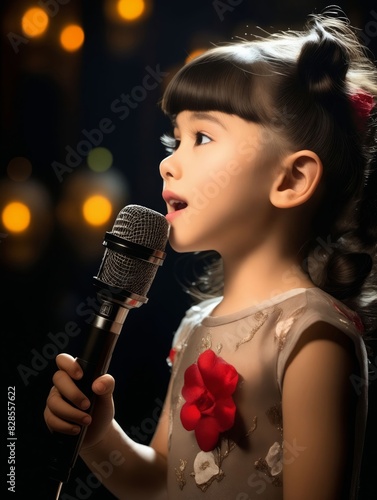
[{"xmin": 349, "ymin": 90, "xmax": 375, "ymax": 131}]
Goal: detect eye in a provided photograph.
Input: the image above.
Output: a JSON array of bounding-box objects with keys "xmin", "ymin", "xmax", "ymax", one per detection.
[
  {"xmin": 195, "ymin": 132, "xmax": 212, "ymax": 146},
  {"xmin": 160, "ymin": 133, "xmax": 180, "ymax": 154}
]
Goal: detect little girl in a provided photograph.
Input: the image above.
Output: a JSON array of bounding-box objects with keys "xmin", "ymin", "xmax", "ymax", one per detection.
[{"xmin": 44, "ymin": 8, "xmax": 377, "ymax": 500}]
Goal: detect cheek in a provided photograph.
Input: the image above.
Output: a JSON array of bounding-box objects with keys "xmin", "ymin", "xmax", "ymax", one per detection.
[
  {"xmin": 190, "ymin": 158, "xmax": 270, "ymax": 219},
  {"xmin": 195, "ymin": 153, "xmax": 248, "ymax": 200}
]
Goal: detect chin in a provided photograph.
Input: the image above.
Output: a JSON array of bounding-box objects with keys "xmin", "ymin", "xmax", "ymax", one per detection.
[
  {"xmin": 168, "ymin": 239, "xmax": 196, "ymax": 254},
  {"xmin": 168, "ymin": 232, "xmax": 206, "ymax": 254}
]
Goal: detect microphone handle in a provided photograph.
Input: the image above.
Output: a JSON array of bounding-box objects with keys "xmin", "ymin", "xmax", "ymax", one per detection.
[{"xmin": 48, "ymin": 322, "xmax": 121, "ymax": 483}]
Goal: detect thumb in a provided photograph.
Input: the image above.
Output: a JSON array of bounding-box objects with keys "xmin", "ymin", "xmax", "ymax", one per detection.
[
  {"xmin": 92, "ymin": 374, "xmax": 115, "ymax": 398},
  {"xmin": 80, "ymin": 374, "xmax": 115, "ymax": 449}
]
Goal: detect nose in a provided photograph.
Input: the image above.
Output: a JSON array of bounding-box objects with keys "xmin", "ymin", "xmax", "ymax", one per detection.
[{"xmin": 159, "ymin": 154, "xmax": 181, "ymax": 180}]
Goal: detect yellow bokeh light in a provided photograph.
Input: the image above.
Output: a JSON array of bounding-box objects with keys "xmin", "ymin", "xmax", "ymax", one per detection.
[
  {"xmin": 21, "ymin": 7, "xmax": 49, "ymax": 38},
  {"xmin": 82, "ymin": 195, "xmax": 112, "ymax": 226},
  {"xmin": 2, "ymin": 202, "xmax": 31, "ymax": 233},
  {"xmin": 60, "ymin": 25, "xmax": 85, "ymax": 52},
  {"xmin": 117, "ymin": 0, "xmax": 145, "ymax": 21}
]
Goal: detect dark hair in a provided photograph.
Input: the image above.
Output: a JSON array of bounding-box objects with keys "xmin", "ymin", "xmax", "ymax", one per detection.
[{"xmin": 161, "ymin": 8, "xmax": 377, "ymax": 334}]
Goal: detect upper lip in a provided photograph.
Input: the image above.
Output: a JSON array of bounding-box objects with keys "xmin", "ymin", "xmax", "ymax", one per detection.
[{"xmin": 162, "ymin": 190, "xmax": 188, "ymax": 211}]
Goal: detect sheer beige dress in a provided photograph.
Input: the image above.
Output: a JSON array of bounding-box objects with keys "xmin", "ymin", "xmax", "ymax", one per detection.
[{"xmin": 166, "ymin": 288, "xmax": 368, "ymax": 499}]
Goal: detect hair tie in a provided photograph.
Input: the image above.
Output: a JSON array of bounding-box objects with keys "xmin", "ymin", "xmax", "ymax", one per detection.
[{"xmin": 349, "ymin": 90, "xmax": 375, "ymax": 131}]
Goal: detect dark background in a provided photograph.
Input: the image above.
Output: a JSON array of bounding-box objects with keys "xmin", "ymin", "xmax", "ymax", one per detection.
[{"xmin": 1, "ymin": 0, "xmax": 376, "ymax": 498}]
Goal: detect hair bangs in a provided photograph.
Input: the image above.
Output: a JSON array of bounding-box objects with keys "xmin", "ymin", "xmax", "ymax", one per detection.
[{"xmin": 161, "ymin": 48, "xmax": 273, "ymax": 123}]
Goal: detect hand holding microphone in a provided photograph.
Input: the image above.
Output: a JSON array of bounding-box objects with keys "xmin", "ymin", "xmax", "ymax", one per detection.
[
  {"xmin": 46, "ymin": 351, "xmax": 116, "ymax": 451},
  {"xmin": 44, "ymin": 204, "xmax": 169, "ymax": 498}
]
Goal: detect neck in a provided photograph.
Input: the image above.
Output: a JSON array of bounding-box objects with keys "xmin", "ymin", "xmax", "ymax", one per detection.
[{"xmin": 212, "ymin": 241, "xmax": 314, "ymax": 317}]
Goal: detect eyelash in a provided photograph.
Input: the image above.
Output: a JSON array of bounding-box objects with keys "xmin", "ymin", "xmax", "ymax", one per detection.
[
  {"xmin": 160, "ymin": 132, "xmax": 211, "ymax": 154},
  {"xmin": 160, "ymin": 133, "xmax": 179, "ymax": 154}
]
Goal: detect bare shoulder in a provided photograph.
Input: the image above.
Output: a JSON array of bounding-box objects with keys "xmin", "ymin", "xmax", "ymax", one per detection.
[{"xmin": 284, "ymin": 320, "xmax": 358, "ymax": 380}]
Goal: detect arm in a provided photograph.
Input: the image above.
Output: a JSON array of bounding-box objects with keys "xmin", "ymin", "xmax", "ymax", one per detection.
[
  {"xmin": 282, "ymin": 322, "xmax": 358, "ymax": 500},
  {"xmin": 79, "ymin": 388, "xmax": 172, "ymax": 500}
]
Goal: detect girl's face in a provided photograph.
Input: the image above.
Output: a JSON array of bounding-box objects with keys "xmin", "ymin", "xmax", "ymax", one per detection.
[{"xmin": 159, "ymin": 110, "xmax": 281, "ymax": 257}]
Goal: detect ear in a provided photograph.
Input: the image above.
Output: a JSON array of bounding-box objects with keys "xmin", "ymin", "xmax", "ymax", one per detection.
[{"xmin": 270, "ymin": 150, "xmax": 323, "ymax": 208}]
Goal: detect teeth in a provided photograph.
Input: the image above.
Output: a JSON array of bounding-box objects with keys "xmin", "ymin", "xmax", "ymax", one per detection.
[{"xmin": 169, "ymin": 199, "xmax": 186, "ymax": 208}]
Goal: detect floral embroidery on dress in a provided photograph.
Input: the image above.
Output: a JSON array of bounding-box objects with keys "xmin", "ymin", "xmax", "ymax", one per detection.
[
  {"xmin": 181, "ymin": 416, "xmax": 257, "ymax": 491},
  {"xmin": 266, "ymin": 403, "xmax": 283, "ymax": 435},
  {"xmin": 266, "ymin": 442, "xmax": 283, "ymax": 475},
  {"xmin": 246, "ymin": 415, "xmax": 258, "ymax": 437},
  {"xmin": 175, "ymin": 459, "xmax": 187, "ymax": 490},
  {"xmin": 235, "ymin": 310, "xmax": 269, "ymax": 350},
  {"xmin": 199, "ymin": 332, "xmax": 213, "ymax": 353},
  {"xmin": 191, "ymin": 451, "xmax": 224, "ymax": 489},
  {"xmin": 190, "ymin": 435, "xmax": 239, "ymax": 491},
  {"xmin": 274, "ymin": 306, "xmax": 306, "ymax": 350},
  {"xmin": 255, "ymin": 404, "xmax": 284, "ymax": 486},
  {"xmin": 168, "ymin": 392, "xmax": 184, "ymax": 451},
  {"xmin": 255, "ymin": 442, "xmax": 283, "ymax": 487}
]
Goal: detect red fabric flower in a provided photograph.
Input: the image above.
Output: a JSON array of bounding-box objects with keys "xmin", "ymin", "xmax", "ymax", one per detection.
[
  {"xmin": 180, "ymin": 349, "xmax": 238, "ymax": 451},
  {"xmin": 349, "ymin": 90, "xmax": 375, "ymax": 131}
]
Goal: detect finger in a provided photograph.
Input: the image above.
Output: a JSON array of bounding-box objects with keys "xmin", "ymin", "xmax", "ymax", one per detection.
[
  {"xmin": 52, "ymin": 371, "xmax": 91, "ymax": 410},
  {"xmin": 46, "ymin": 387, "xmax": 92, "ymax": 427},
  {"xmin": 55, "ymin": 353, "xmax": 83, "ymax": 380},
  {"xmin": 44, "ymin": 405, "xmax": 84, "ymax": 435}
]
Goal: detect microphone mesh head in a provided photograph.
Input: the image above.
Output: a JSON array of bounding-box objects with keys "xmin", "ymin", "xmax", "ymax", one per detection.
[{"xmin": 97, "ymin": 205, "xmax": 169, "ymax": 297}]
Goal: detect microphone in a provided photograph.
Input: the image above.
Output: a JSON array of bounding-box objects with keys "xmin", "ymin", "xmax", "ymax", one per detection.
[{"xmin": 48, "ymin": 204, "xmax": 169, "ymax": 496}]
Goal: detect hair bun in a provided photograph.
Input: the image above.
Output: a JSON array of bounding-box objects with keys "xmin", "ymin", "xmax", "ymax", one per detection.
[
  {"xmin": 297, "ymin": 21, "xmax": 349, "ymax": 96},
  {"xmin": 321, "ymin": 250, "xmax": 373, "ymax": 299}
]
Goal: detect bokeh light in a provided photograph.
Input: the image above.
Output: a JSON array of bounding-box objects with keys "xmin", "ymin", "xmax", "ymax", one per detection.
[
  {"xmin": 0, "ymin": 180, "xmax": 53, "ymax": 267},
  {"xmin": 57, "ymin": 168, "xmax": 130, "ymax": 259},
  {"xmin": 60, "ymin": 24, "xmax": 85, "ymax": 52},
  {"xmin": 117, "ymin": 0, "xmax": 145, "ymax": 21},
  {"xmin": 87, "ymin": 147, "xmax": 113, "ymax": 173},
  {"xmin": 21, "ymin": 7, "xmax": 49, "ymax": 38},
  {"xmin": 7, "ymin": 157, "xmax": 33, "ymax": 182},
  {"xmin": 2, "ymin": 201, "xmax": 31, "ymax": 233},
  {"xmin": 82, "ymin": 195, "xmax": 113, "ymax": 226}
]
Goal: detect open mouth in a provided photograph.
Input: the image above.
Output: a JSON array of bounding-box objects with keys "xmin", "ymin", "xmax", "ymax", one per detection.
[
  {"xmin": 169, "ymin": 199, "xmax": 188, "ymax": 211},
  {"xmin": 162, "ymin": 191, "xmax": 188, "ymax": 218}
]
